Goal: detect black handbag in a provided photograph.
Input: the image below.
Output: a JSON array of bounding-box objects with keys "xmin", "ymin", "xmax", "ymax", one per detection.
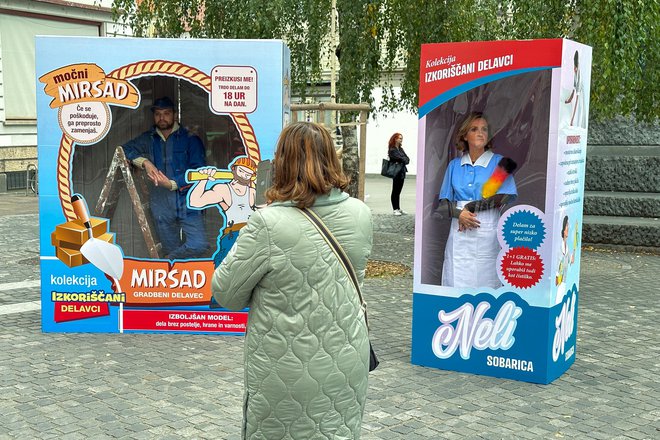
[
  {"xmin": 381, "ymin": 158, "xmax": 403, "ymax": 179},
  {"xmin": 299, "ymin": 207, "xmax": 380, "ymax": 372},
  {"xmin": 368, "ymin": 340, "xmax": 380, "ymax": 371}
]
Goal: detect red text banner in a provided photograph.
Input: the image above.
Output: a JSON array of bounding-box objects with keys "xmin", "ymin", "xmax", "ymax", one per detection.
[
  {"xmin": 419, "ymin": 39, "xmax": 563, "ymax": 108},
  {"xmin": 54, "ymin": 302, "xmax": 110, "ymax": 322},
  {"xmin": 123, "ymin": 309, "xmax": 248, "ymax": 334}
]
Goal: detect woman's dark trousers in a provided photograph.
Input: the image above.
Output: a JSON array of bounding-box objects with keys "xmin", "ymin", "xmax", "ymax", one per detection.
[{"xmin": 391, "ymin": 174, "xmax": 405, "ymax": 210}]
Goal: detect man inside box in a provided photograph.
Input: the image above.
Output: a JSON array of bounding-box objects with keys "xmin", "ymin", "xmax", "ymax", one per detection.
[{"xmin": 123, "ymin": 96, "xmax": 207, "ymax": 259}]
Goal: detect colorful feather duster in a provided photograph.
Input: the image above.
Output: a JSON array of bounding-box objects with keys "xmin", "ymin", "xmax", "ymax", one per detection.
[{"xmin": 481, "ymin": 157, "xmax": 517, "ymax": 199}]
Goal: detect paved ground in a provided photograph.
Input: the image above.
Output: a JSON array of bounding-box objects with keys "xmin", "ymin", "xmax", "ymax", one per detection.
[{"xmin": 1, "ymin": 177, "xmax": 659, "ymax": 439}]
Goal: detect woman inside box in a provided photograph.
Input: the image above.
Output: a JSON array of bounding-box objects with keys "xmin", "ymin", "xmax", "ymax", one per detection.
[{"xmin": 438, "ymin": 112, "xmax": 517, "ymax": 289}]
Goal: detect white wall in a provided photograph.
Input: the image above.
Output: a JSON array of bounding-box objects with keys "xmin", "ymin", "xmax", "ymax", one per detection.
[{"xmin": 365, "ymin": 87, "xmax": 418, "ymax": 175}]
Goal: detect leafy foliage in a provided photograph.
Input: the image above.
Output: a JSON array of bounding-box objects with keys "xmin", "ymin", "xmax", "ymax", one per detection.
[
  {"xmin": 571, "ymin": 0, "xmax": 659, "ymax": 122},
  {"xmin": 499, "ymin": 0, "xmax": 659, "ymax": 122},
  {"xmin": 113, "ymin": 0, "xmax": 659, "ymax": 122}
]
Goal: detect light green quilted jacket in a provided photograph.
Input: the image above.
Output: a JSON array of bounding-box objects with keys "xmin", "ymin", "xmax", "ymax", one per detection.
[{"xmin": 212, "ymin": 189, "xmax": 373, "ymax": 440}]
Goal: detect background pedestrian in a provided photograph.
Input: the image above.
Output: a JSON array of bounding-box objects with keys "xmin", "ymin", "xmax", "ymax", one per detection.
[{"xmin": 388, "ymin": 132, "xmax": 410, "ymax": 216}]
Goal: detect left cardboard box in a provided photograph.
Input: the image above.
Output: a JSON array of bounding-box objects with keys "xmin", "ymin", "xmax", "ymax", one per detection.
[{"xmin": 37, "ymin": 37, "xmax": 290, "ymax": 333}]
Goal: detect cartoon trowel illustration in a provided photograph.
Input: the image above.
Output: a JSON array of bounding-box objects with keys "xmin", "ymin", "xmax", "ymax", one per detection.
[{"xmin": 71, "ymin": 194, "xmax": 124, "ymax": 293}]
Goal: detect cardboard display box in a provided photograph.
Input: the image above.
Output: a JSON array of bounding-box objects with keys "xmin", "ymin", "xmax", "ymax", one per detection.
[
  {"xmin": 37, "ymin": 37, "xmax": 290, "ymax": 333},
  {"xmin": 412, "ymin": 39, "xmax": 592, "ymax": 383}
]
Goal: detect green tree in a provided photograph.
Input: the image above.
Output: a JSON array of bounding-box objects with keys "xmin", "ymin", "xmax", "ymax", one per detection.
[
  {"xmin": 113, "ymin": 0, "xmax": 659, "ymax": 122},
  {"xmin": 572, "ymin": 0, "xmax": 659, "ymax": 122},
  {"xmin": 498, "ymin": 0, "xmax": 659, "ymax": 122}
]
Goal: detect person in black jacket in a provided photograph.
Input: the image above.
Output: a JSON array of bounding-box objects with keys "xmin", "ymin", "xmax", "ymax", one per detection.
[
  {"xmin": 387, "ymin": 133, "xmax": 410, "ymax": 215},
  {"xmin": 123, "ymin": 96, "xmax": 207, "ymax": 259}
]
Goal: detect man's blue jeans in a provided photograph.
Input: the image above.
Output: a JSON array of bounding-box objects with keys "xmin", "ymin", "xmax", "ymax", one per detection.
[{"xmin": 151, "ymin": 189, "xmax": 207, "ymax": 259}]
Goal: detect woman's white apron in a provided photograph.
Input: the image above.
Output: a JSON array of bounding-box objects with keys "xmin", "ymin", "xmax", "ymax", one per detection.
[{"xmin": 442, "ymin": 201, "xmax": 501, "ymax": 289}]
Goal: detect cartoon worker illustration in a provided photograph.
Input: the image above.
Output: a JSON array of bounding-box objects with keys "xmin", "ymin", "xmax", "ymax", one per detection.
[
  {"xmin": 555, "ymin": 215, "xmax": 576, "ymax": 304},
  {"xmin": 188, "ymin": 155, "xmax": 257, "ymax": 267}
]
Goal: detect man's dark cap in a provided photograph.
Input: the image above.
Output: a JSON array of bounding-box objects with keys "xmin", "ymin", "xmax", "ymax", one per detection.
[{"xmin": 150, "ymin": 96, "xmax": 176, "ymax": 112}]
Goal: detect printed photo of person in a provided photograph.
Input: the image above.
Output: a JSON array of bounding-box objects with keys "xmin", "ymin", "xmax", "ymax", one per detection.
[{"xmin": 564, "ymin": 50, "xmax": 586, "ymax": 128}]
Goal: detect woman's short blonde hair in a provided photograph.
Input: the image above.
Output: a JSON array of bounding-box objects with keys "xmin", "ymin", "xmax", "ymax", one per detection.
[
  {"xmin": 266, "ymin": 122, "xmax": 349, "ymax": 208},
  {"xmin": 455, "ymin": 111, "xmax": 493, "ymax": 153}
]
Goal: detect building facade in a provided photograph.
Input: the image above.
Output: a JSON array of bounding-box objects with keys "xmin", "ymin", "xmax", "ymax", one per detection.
[{"xmin": 0, "ymin": 0, "xmax": 125, "ymax": 191}]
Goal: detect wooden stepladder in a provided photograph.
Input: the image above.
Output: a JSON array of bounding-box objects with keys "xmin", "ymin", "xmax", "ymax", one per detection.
[{"xmin": 95, "ymin": 146, "xmax": 162, "ymax": 258}]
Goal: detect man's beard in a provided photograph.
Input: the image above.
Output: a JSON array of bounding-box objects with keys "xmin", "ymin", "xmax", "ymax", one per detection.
[
  {"xmin": 233, "ymin": 171, "xmax": 251, "ymax": 186},
  {"xmin": 156, "ymin": 120, "xmax": 174, "ymax": 130}
]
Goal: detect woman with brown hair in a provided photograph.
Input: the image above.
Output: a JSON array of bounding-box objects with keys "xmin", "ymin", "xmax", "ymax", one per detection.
[
  {"xmin": 212, "ymin": 122, "xmax": 373, "ymax": 439},
  {"xmin": 438, "ymin": 112, "xmax": 517, "ymax": 288}
]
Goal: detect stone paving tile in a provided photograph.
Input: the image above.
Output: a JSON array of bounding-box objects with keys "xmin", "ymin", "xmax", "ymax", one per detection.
[{"xmin": 1, "ymin": 212, "xmax": 659, "ymax": 438}]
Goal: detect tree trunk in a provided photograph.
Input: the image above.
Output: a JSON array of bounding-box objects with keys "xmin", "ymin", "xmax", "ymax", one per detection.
[{"xmin": 341, "ymin": 125, "xmax": 359, "ymax": 198}]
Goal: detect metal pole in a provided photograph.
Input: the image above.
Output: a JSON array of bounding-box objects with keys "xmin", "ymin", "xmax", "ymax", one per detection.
[
  {"xmin": 330, "ymin": 0, "xmax": 337, "ymax": 104},
  {"xmin": 358, "ymin": 111, "xmax": 367, "ymax": 200},
  {"xmin": 358, "ymin": 110, "xmax": 367, "ymax": 201},
  {"xmin": 330, "ymin": 0, "xmax": 338, "ymax": 139}
]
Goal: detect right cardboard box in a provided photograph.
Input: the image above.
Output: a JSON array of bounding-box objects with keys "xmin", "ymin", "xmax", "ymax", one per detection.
[{"xmin": 411, "ymin": 39, "xmax": 592, "ymax": 384}]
